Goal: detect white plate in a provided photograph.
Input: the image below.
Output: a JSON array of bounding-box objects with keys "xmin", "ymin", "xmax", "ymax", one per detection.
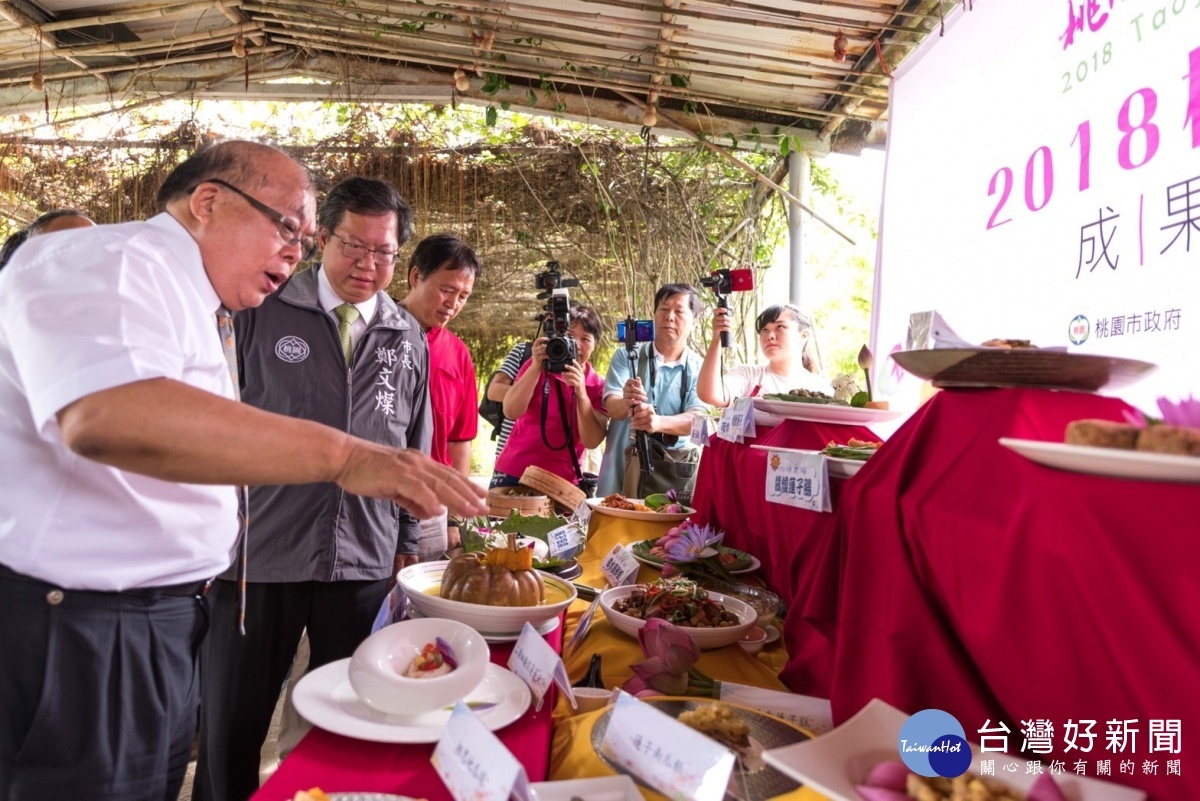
[
  {"xmin": 999, "ymin": 437, "xmax": 1200, "ymax": 484},
  {"xmin": 628, "ymin": 539, "xmax": 762, "ymax": 575},
  {"xmin": 407, "ymin": 605, "xmax": 561, "ymax": 643},
  {"xmin": 753, "ymin": 397, "xmax": 901, "ymax": 424},
  {"xmin": 599, "ymin": 585, "xmax": 756, "ymax": 650},
  {"xmin": 530, "ymin": 775, "xmax": 641, "ymax": 801},
  {"xmin": 749, "ymin": 445, "xmax": 869, "ymax": 479},
  {"xmin": 329, "ymin": 795, "xmax": 418, "ymax": 801},
  {"xmin": 762, "ymin": 624, "xmax": 781, "ymax": 645},
  {"xmin": 293, "ymin": 659, "xmax": 531, "ymax": 743},
  {"xmin": 762, "ymin": 698, "xmax": 1146, "ymax": 801},
  {"xmin": 585, "ymin": 498, "xmax": 695, "ymax": 523}
]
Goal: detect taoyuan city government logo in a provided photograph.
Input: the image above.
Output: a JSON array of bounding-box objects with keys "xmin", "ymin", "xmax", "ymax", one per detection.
[{"xmin": 898, "ymin": 709, "xmax": 973, "ymax": 778}]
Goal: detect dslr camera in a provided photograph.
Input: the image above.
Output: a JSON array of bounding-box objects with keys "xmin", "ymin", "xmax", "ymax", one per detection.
[{"xmin": 534, "ymin": 261, "xmax": 581, "ymax": 374}]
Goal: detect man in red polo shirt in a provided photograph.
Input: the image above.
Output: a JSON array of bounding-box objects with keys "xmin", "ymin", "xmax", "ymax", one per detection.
[{"xmin": 399, "ymin": 233, "xmax": 481, "ymax": 558}]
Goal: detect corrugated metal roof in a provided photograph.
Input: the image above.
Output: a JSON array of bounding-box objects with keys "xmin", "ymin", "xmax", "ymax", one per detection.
[{"xmin": 0, "ymin": 0, "xmax": 949, "ymax": 151}]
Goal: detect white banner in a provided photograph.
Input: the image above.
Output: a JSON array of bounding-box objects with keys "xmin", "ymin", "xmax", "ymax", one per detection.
[{"xmin": 876, "ymin": 1, "xmax": 1200, "ymax": 409}]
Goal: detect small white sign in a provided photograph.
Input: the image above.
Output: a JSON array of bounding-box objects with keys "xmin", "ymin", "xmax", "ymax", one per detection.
[
  {"xmin": 600, "ymin": 543, "xmax": 641, "ymax": 587},
  {"xmin": 432, "ymin": 701, "xmax": 530, "ymax": 801},
  {"xmin": 689, "ymin": 415, "xmax": 711, "ymax": 446},
  {"xmin": 716, "ymin": 404, "xmax": 745, "ymax": 443},
  {"xmin": 719, "ymin": 682, "xmax": 834, "ymax": 735},
  {"xmin": 763, "ymin": 450, "xmax": 831, "ymax": 513},
  {"xmin": 573, "ymin": 499, "xmax": 592, "ymax": 528},
  {"xmin": 508, "ymin": 621, "xmax": 574, "ymax": 711},
  {"xmin": 546, "ymin": 523, "xmax": 582, "ymax": 559},
  {"xmin": 734, "ymin": 396, "xmax": 756, "ymax": 439},
  {"xmin": 599, "ymin": 691, "xmax": 735, "ymax": 801}
]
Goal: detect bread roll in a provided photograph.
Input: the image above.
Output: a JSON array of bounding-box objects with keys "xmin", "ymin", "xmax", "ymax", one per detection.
[
  {"xmin": 1136, "ymin": 424, "xmax": 1200, "ymax": 456},
  {"xmin": 1064, "ymin": 419, "xmax": 1139, "ymax": 450}
]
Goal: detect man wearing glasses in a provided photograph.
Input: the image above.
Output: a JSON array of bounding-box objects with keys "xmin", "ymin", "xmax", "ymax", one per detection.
[
  {"xmin": 0, "ymin": 142, "xmax": 486, "ymax": 800},
  {"xmin": 193, "ymin": 176, "xmax": 431, "ymax": 801}
]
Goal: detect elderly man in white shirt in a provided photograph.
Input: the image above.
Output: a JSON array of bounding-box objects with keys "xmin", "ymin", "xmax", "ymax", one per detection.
[{"xmin": 0, "ymin": 140, "xmax": 486, "ymax": 801}]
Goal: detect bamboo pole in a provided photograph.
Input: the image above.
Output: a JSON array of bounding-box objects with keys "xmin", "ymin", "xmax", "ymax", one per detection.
[
  {"xmin": 258, "ymin": 18, "xmax": 886, "ymax": 111},
  {"xmin": 0, "ymin": 24, "xmax": 249, "ymax": 62},
  {"xmin": 0, "ymin": 45, "xmax": 284, "ymax": 88}
]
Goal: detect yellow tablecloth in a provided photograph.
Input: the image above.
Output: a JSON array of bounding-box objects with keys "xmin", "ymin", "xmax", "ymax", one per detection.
[{"xmin": 549, "ymin": 511, "xmax": 825, "ymax": 800}]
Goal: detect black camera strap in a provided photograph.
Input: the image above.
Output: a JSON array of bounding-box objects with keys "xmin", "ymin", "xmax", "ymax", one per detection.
[
  {"xmin": 539, "ymin": 375, "xmax": 585, "ymax": 483},
  {"xmin": 637, "ymin": 344, "xmax": 687, "ymax": 412}
]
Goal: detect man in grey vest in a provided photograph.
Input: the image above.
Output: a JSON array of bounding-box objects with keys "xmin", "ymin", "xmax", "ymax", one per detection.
[{"xmin": 195, "ymin": 177, "xmax": 431, "ymax": 801}]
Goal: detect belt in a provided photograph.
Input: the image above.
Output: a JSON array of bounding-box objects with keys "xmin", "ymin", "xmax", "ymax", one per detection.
[{"xmin": 0, "ymin": 564, "xmax": 211, "ymax": 598}]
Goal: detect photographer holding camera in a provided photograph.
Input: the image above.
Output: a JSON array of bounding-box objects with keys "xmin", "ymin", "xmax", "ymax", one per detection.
[
  {"xmin": 492, "ymin": 268, "xmax": 608, "ymax": 489},
  {"xmin": 597, "ymin": 284, "xmax": 707, "ymax": 502}
]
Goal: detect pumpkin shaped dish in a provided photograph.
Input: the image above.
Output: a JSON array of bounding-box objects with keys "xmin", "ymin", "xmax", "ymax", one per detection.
[
  {"xmin": 441, "ymin": 534, "xmax": 545, "ymax": 607},
  {"xmin": 398, "ymin": 556, "xmax": 577, "ymax": 637}
]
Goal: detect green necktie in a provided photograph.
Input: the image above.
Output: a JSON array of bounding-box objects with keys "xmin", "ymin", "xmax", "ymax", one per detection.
[{"xmin": 334, "ymin": 303, "xmax": 360, "ymax": 365}]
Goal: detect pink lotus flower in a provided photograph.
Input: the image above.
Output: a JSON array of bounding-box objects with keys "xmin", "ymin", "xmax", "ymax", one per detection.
[
  {"xmin": 638, "ymin": 617, "xmax": 700, "ymax": 673},
  {"xmin": 1157, "ymin": 394, "xmax": 1200, "ymax": 428},
  {"xmin": 620, "ymin": 618, "xmax": 719, "ymax": 699}
]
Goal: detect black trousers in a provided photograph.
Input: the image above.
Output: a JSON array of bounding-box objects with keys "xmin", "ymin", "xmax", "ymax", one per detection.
[
  {"xmin": 193, "ymin": 577, "xmax": 389, "ymax": 801},
  {"xmin": 0, "ymin": 567, "xmax": 208, "ymax": 801}
]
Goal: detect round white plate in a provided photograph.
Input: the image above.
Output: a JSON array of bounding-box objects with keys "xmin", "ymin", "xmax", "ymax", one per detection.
[
  {"xmin": 763, "ymin": 624, "xmax": 781, "ymax": 645},
  {"xmin": 999, "ymin": 437, "xmax": 1200, "ymax": 484},
  {"xmin": 585, "ymin": 498, "xmax": 695, "ymax": 523},
  {"xmin": 293, "ymin": 659, "xmax": 531, "ymax": 743},
  {"xmin": 599, "ymin": 586, "xmax": 756, "ymax": 650},
  {"xmin": 752, "ymin": 397, "xmax": 900, "ymax": 424},
  {"xmin": 407, "ymin": 604, "xmax": 562, "ymax": 643},
  {"xmin": 749, "ymin": 445, "xmax": 869, "ymax": 479},
  {"xmin": 628, "ymin": 539, "xmax": 761, "ymax": 575}
]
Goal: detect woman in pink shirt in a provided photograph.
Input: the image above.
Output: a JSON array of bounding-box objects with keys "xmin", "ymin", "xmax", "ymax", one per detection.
[{"xmin": 493, "ymin": 304, "xmax": 607, "ymax": 487}]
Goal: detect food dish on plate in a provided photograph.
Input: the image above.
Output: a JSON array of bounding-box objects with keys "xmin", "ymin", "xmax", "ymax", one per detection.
[
  {"xmin": 585, "ymin": 497, "xmax": 695, "ymax": 523},
  {"xmin": 593, "ymin": 697, "xmax": 810, "ymax": 800},
  {"xmin": 293, "ymin": 660, "xmax": 530, "ymax": 743},
  {"xmin": 752, "ymin": 397, "xmax": 901, "ymax": 424},
  {"xmin": 762, "ymin": 698, "xmax": 1146, "ymax": 801},
  {"xmin": 821, "ymin": 438, "xmax": 882, "ymax": 460},
  {"xmin": 599, "ymin": 580, "xmax": 755, "ymax": 649},
  {"xmin": 761, "ymin": 388, "xmax": 848, "ymax": 406},
  {"xmin": 398, "ymin": 561, "xmax": 575, "ymax": 635},
  {"xmin": 889, "ymin": 348, "xmax": 1156, "ymax": 392},
  {"xmin": 629, "ymin": 537, "xmax": 757, "ymax": 573},
  {"xmin": 999, "ymin": 438, "xmax": 1200, "ymax": 484},
  {"xmin": 1066, "ymin": 419, "xmax": 1200, "ymax": 456}
]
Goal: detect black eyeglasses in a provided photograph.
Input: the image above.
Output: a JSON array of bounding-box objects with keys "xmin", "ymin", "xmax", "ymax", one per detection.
[
  {"xmin": 330, "ymin": 232, "xmax": 399, "ymax": 267},
  {"xmin": 201, "ymin": 178, "xmax": 318, "ymax": 261}
]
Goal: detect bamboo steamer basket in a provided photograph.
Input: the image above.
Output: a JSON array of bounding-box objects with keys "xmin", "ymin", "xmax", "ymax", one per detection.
[
  {"xmin": 519, "ymin": 465, "xmax": 587, "ymax": 514},
  {"xmin": 487, "ymin": 485, "xmax": 554, "ymax": 518}
]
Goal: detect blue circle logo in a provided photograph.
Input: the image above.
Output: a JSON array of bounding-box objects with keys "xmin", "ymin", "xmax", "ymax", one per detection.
[
  {"xmin": 898, "ymin": 709, "xmax": 971, "ymax": 778},
  {"xmin": 1068, "ymin": 314, "xmax": 1090, "ymax": 345}
]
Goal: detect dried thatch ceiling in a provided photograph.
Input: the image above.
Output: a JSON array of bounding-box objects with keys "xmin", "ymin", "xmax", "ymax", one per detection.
[{"xmin": 0, "ymin": 0, "xmax": 948, "ymax": 154}]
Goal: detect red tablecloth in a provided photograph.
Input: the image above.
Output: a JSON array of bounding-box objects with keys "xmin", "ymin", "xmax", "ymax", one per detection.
[
  {"xmin": 690, "ymin": 418, "xmax": 879, "ymax": 697},
  {"xmin": 826, "ymin": 388, "xmax": 1200, "ymax": 801},
  {"xmin": 252, "ymin": 622, "xmax": 563, "ymax": 801}
]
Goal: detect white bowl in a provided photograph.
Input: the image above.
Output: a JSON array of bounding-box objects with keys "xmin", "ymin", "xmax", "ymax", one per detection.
[
  {"xmin": 598, "ymin": 585, "xmax": 756, "ymax": 650},
  {"xmin": 398, "ymin": 560, "xmax": 577, "ymax": 636},
  {"xmin": 347, "ymin": 617, "xmax": 489, "ymax": 716},
  {"xmin": 738, "ymin": 625, "xmax": 768, "ymax": 655}
]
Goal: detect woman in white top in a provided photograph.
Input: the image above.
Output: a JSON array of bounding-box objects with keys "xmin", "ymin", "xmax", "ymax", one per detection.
[{"xmin": 698, "ymin": 303, "xmax": 832, "ymax": 406}]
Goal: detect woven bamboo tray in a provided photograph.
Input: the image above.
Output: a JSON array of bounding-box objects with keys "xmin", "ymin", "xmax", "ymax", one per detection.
[
  {"xmin": 487, "ymin": 485, "xmax": 554, "ymax": 518},
  {"xmin": 519, "ymin": 465, "xmax": 587, "ymax": 514}
]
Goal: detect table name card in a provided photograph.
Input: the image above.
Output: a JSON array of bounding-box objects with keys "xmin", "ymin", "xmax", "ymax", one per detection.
[
  {"xmin": 599, "ymin": 691, "xmax": 736, "ymax": 801},
  {"xmin": 600, "ymin": 543, "xmax": 641, "ymax": 587},
  {"xmin": 573, "ymin": 499, "xmax": 592, "ymax": 528},
  {"xmin": 508, "ymin": 620, "xmax": 573, "ymax": 711},
  {"xmin": 716, "ymin": 397, "xmax": 756, "ymax": 443},
  {"xmin": 690, "ymin": 414, "xmax": 712, "ymax": 446},
  {"xmin": 546, "ymin": 521, "xmax": 582, "ymax": 560},
  {"xmin": 433, "ymin": 701, "xmax": 530, "ymax": 801},
  {"xmin": 764, "ymin": 449, "xmax": 831, "ymax": 513}
]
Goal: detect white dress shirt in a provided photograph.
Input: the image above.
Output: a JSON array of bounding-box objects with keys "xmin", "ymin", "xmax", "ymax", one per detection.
[
  {"xmin": 316, "ymin": 265, "xmax": 377, "ymax": 353},
  {"xmin": 723, "ymin": 363, "xmax": 834, "ymax": 399},
  {"xmin": 0, "ymin": 213, "xmax": 240, "ymax": 590}
]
